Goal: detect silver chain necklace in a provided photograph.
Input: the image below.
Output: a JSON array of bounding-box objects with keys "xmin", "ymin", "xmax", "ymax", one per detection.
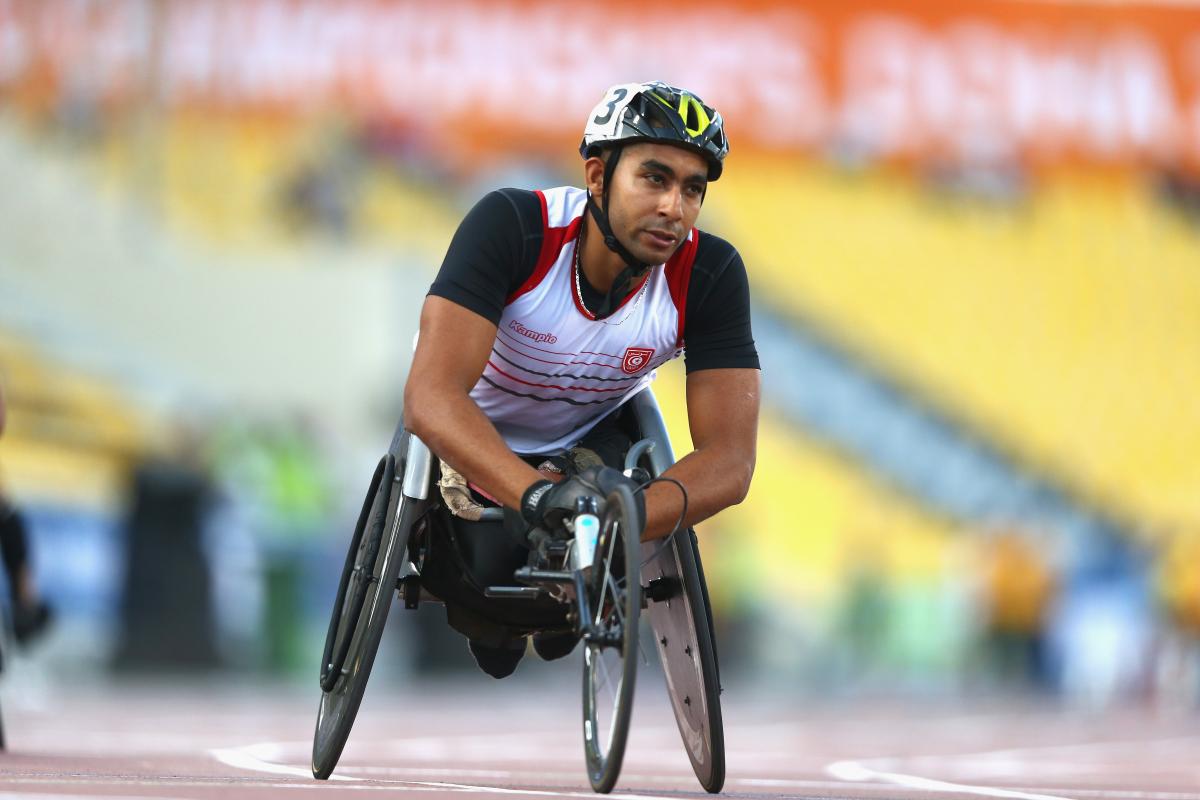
[
  {"xmin": 575, "ymin": 230, "xmax": 648, "ymax": 320},
  {"xmin": 573, "ymin": 235, "xmax": 595, "ymax": 318}
]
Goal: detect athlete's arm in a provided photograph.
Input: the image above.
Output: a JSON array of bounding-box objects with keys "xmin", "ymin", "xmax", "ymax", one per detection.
[
  {"xmin": 404, "ymin": 296, "xmax": 544, "ymax": 509},
  {"xmin": 404, "ymin": 189, "xmax": 548, "ymax": 508},
  {"xmin": 640, "ymin": 368, "xmax": 760, "ymax": 540},
  {"xmin": 639, "ymin": 232, "xmax": 760, "ymax": 540}
]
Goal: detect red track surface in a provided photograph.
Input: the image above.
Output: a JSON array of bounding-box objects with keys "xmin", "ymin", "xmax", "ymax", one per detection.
[{"xmin": 2, "ymin": 670, "xmax": 1199, "ymax": 800}]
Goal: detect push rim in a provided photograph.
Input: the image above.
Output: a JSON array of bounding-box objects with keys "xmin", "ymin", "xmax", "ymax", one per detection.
[{"xmin": 320, "ymin": 455, "xmax": 392, "ymax": 692}]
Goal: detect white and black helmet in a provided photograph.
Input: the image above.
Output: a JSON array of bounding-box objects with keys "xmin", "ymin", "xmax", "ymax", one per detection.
[
  {"xmin": 580, "ymin": 81, "xmax": 728, "ymax": 181},
  {"xmin": 576, "ymin": 81, "xmax": 728, "ymax": 318}
]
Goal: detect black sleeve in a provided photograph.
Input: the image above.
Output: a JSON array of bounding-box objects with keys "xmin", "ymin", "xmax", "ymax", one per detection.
[
  {"xmin": 682, "ymin": 233, "xmax": 760, "ymax": 373},
  {"xmin": 427, "ymin": 189, "xmax": 543, "ymax": 325}
]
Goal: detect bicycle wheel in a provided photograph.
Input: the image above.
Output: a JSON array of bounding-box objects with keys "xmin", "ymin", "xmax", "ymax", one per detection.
[
  {"xmin": 312, "ymin": 451, "xmax": 414, "ymax": 779},
  {"xmin": 581, "ymin": 484, "xmax": 643, "ymax": 794}
]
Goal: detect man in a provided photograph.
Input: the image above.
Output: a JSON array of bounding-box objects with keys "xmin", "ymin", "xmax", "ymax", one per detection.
[
  {"xmin": 404, "ymin": 81, "xmax": 760, "ymax": 677},
  {"xmin": 0, "ymin": 380, "xmax": 52, "ymax": 649}
]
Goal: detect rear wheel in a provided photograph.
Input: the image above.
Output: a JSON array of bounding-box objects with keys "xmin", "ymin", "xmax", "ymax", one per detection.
[
  {"xmin": 312, "ymin": 451, "xmax": 414, "ymax": 780},
  {"xmin": 582, "ymin": 484, "xmax": 643, "ymax": 794},
  {"xmin": 642, "ymin": 528, "xmax": 725, "ymax": 793}
]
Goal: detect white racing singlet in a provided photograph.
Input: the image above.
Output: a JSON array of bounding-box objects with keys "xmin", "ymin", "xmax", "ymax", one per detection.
[{"xmin": 469, "ymin": 186, "xmax": 698, "ymax": 455}]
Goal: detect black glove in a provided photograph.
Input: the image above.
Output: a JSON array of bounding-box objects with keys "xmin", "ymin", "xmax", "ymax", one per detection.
[
  {"xmin": 528, "ymin": 466, "xmax": 645, "ymax": 527},
  {"xmin": 506, "ymin": 467, "xmax": 647, "ymax": 548},
  {"xmin": 576, "ymin": 466, "xmax": 647, "ymax": 534},
  {"xmin": 502, "ymin": 475, "xmax": 591, "ymax": 549},
  {"xmin": 519, "ymin": 476, "xmax": 589, "ymax": 532}
]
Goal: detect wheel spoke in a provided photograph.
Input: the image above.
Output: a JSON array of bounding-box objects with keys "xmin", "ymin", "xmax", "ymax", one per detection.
[
  {"xmin": 594, "ymin": 520, "xmax": 621, "ymax": 627},
  {"xmin": 595, "ymin": 648, "xmax": 616, "ymax": 698},
  {"xmin": 606, "ymin": 573, "xmax": 625, "ymax": 626}
]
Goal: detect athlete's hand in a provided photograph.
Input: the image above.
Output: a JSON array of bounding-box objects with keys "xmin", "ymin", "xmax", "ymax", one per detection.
[
  {"xmin": 519, "ymin": 477, "xmax": 587, "ymax": 533},
  {"xmin": 520, "ymin": 467, "xmax": 645, "ymax": 534},
  {"xmin": 576, "ymin": 466, "xmax": 647, "ymax": 536}
]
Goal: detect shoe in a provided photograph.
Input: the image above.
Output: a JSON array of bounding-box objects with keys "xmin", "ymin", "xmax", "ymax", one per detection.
[
  {"xmin": 468, "ymin": 638, "xmax": 526, "ymax": 679},
  {"xmin": 13, "ymin": 601, "xmax": 53, "ymax": 647},
  {"xmin": 531, "ymin": 630, "xmax": 579, "ymax": 661}
]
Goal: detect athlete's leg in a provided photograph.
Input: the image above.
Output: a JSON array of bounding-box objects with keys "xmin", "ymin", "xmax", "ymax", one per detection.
[{"xmin": 441, "ymin": 513, "xmax": 540, "ymax": 678}]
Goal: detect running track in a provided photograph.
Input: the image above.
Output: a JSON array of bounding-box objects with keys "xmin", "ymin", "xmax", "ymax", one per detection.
[{"xmin": 2, "ymin": 664, "xmax": 1198, "ymax": 800}]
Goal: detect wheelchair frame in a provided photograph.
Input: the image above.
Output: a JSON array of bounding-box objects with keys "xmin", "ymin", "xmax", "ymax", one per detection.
[{"xmin": 312, "ymin": 388, "xmax": 725, "ymax": 794}]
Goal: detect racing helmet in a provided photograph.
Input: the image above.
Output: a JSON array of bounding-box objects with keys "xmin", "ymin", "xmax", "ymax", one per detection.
[{"xmin": 580, "ymin": 81, "xmax": 728, "ymax": 181}]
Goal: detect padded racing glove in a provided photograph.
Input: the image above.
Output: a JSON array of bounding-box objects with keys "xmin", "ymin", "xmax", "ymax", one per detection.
[
  {"xmin": 519, "ymin": 467, "xmax": 646, "ymax": 537},
  {"xmin": 519, "ymin": 478, "xmax": 582, "ymax": 533},
  {"xmin": 511, "ymin": 470, "xmax": 652, "ymax": 551}
]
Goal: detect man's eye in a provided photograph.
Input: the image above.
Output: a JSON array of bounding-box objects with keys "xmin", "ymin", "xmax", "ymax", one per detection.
[{"xmin": 646, "ymin": 174, "xmax": 664, "ymax": 184}]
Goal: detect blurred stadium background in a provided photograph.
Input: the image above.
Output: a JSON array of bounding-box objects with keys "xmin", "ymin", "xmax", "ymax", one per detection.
[{"xmin": 0, "ymin": 0, "xmax": 1198, "ymax": 711}]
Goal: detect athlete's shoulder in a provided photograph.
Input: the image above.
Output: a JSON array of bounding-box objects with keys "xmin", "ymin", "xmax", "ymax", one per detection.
[
  {"xmin": 537, "ymin": 185, "xmax": 588, "ymax": 228},
  {"xmin": 470, "ymin": 187, "xmax": 542, "ymax": 228},
  {"xmin": 692, "ymin": 229, "xmax": 745, "ymax": 275}
]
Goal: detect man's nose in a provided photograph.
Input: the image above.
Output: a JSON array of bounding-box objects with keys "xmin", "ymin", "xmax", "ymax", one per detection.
[{"xmin": 658, "ymin": 187, "xmax": 684, "ymax": 220}]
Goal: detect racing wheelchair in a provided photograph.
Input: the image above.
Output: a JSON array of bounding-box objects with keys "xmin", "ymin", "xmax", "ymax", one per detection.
[{"xmin": 311, "ymin": 389, "xmax": 724, "ymax": 794}]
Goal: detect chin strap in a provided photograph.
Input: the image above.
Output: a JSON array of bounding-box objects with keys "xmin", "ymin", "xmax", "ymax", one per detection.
[{"xmin": 583, "ymin": 144, "xmax": 653, "ymax": 318}]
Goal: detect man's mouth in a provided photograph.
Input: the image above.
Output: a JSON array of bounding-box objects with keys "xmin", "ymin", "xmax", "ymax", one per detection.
[{"xmin": 644, "ymin": 229, "xmax": 678, "ymax": 248}]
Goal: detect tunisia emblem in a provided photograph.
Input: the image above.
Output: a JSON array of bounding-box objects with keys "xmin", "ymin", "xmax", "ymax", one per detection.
[{"xmin": 621, "ymin": 347, "xmax": 654, "ymax": 374}]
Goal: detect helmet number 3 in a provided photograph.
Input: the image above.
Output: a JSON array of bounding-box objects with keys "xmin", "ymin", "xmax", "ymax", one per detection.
[{"xmin": 593, "ymin": 87, "xmax": 629, "ymax": 126}]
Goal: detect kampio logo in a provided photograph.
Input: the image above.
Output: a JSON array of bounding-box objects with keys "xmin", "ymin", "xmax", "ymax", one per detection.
[
  {"xmin": 621, "ymin": 347, "xmax": 654, "ymax": 374},
  {"xmin": 509, "ymin": 320, "xmax": 557, "ymax": 344}
]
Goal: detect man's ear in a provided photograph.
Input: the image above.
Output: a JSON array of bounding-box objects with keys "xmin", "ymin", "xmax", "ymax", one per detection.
[{"xmin": 583, "ymin": 156, "xmax": 606, "ymax": 197}]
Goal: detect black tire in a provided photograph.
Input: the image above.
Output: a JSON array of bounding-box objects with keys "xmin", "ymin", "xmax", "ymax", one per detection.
[
  {"xmin": 582, "ymin": 484, "xmax": 643, "ymax": 794},
  {"xmin": 319, "ymin": 455, "xmax": 393, "ymax": 693},
  {"xmin": 312, "ymin": 447, "xmax": 415, "ymax": 780}
]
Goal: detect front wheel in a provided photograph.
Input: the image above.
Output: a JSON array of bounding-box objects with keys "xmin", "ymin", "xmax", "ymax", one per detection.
[
  {"xmin": 581, "ymin": 484, "xmax": 643, "ymax": 794},
  {"xmin": 312, "ymin": 455, "xmax": 414, "ymax": 780}
]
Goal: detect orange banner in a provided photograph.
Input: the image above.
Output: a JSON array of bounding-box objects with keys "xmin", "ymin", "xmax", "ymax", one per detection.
[{"xmin": 2, "ymin": 0, "xmax": 1199, "ymax": 168}]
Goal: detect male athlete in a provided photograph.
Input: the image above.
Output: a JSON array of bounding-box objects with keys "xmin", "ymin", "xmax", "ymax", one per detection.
[{"xmin": 404, "ymin": 81, "xmax": 760, "ymax": 677}]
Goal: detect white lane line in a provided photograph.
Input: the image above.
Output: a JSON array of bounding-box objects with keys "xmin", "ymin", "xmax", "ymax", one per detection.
[
  {"xmin": 748, "ymin": 775, "xmax": 1200, "ymax": 799},
  {"xmin": 211, "ymin": 743, "xmax": 353, "ymax": 781},
  {"xmin": 0, "ymin": 777, "xmax": 462, "ymax": 794},
  {"xmin": 212, "ymin": 740, "xmax": 691, "ymax": 799},
  {"xmin": 826, "ymin": 734, "xmax": 1200, "ymax": 800},
  {"xmin": 401, "ymin": 781, "xmax": 692, "ymax": 800},
  {"xmin": 340, "ymin": 765, "xmax": 893, "ymax": 792},
  {"xmin": 827, "ymin": 760, "xmax": 1076, "ymax": 800}
]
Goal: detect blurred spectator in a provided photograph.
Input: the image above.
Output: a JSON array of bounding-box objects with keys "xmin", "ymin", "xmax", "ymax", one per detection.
[
  {"xmin": 0, "ymin": 379, "xmax": 53, "ymax": 647},
  {"xmin": 1155, "ymin": 168, "xmax": 1200, "ymax": 228},
  {"xmin": 1046, "ymin": 553, "xmax": 1154, "ymax": 708},
  {"xmin": 113, "ymin": 423, "xmax": 220, "ymax": 671},
  {"xmin": 980, "ymin": 531, "xmax": 1056, "ymax": 689},
  {"xmin": 1153, "ymin": 530, "xmax": 1200, "ymax": 706},
  {"xmin": 279, "ymin": 126, "xmax": 363, "ymax": 239},
  {"xmin": 208, "ymin": 415, "xmax": 334, "ymax": 674}
]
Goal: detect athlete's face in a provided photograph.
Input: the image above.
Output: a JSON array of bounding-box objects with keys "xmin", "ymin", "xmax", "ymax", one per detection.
[{"xmin": 588, "ymin": 142, "xmax": 707, "ymax": 264}]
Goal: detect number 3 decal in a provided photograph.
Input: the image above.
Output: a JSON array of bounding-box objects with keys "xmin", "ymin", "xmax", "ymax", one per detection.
[{"xmin": 593, "ymin": 87, "xmax": 629, "ymax": 125}]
